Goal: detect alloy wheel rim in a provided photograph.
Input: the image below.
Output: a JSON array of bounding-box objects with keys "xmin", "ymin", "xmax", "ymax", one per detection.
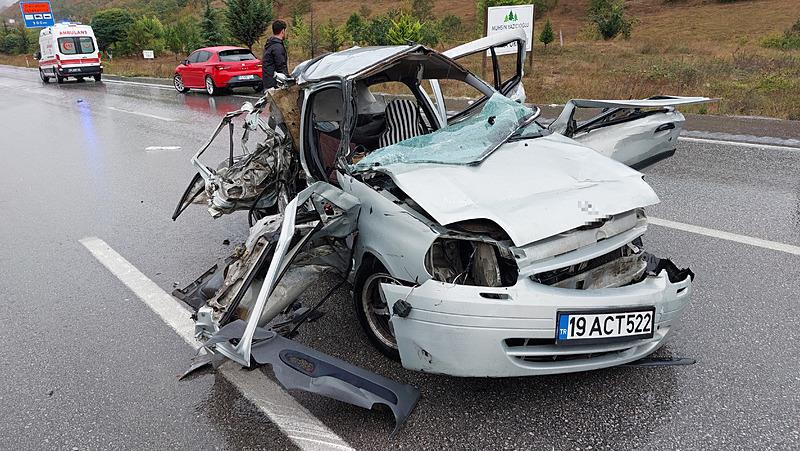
[
  {"xmin": 206, "ymin": 77, "xmax": 213, "ymax": 94},
  {"xmin": 361, "ymin": 273, "xmax": 398, "ymax": 349},
  {"xmin": 174, "ymin": 75, "xmax": 184, "ymax": 91}
]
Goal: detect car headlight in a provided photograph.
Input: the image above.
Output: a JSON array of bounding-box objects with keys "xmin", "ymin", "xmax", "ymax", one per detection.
[{"xmin": 424, "ymin": 237, "xmax": 518, "ymax": 287}]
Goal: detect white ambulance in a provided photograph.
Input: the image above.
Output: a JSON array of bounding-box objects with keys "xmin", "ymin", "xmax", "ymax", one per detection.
[{"xmin": 37, "ymin": 22, "xmax": 102, "ymax": 84}]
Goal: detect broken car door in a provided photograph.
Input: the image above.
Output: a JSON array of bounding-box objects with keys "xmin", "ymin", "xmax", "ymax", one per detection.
[
  {"xmin": 429, "ymin": 29, "xmax": 527, "ymax": 125},
  {"xmin": 549, "ymin": 96, "xmax": 716, "ymax": 169}
]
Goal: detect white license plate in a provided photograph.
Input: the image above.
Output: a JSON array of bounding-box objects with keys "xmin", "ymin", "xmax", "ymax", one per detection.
[
  {"xmin": 239, "ymin": 75, "xmax": 255, "ymax": 80},
  {"xmin": 556, "ymin": 308, "xmax": 655, "ymax": 343}
]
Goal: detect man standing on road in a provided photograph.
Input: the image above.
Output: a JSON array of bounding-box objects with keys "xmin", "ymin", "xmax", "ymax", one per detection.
[{"xmin": 261, "ymin": 20, "xmax": 288, "ymax": 91}]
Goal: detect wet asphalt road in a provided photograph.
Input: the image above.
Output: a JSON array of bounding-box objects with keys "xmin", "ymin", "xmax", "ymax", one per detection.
[{"xmin": 1, "ymin": 65, "xmax": 799, "ymax": 450}]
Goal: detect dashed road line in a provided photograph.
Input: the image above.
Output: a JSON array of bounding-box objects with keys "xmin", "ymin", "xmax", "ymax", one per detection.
[
  {"xmin": 145, "ymin": 146, "xmax": 182, "ymax": 152},
  {"xmin": 649, "ymin": 217, "xmax": 800, "ymax": 256},
  {"xmin": 108, "ymin": 106, "xmax": 176, "ymax": 122},
  {"xmin": 678, "ymin": 136, "xmax": 800, "ymax": 153},
  {"xmin": 79, "ymin": 236, "xmax": 355, "ymax": 451},
  {"xmin": 103, "ymin": 78, "xmax": 261, "ymax": 100}
]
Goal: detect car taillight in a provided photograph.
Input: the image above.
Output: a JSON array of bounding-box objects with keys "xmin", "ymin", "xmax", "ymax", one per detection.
[{"xmin": 215, "ymin": 64, "xmax": 228, "ymax": 71}]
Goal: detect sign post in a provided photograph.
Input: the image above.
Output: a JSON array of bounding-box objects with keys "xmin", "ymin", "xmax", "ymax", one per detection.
[
  {"xmin": 19, "ymin": 2, "xmax": 55, "ymax": 28},
  {"xmin": 485, "ymin": 5, "xmax": 535, "ymax": 71}
]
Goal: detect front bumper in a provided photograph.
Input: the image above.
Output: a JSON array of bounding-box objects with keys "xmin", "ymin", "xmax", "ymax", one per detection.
[
  {"xmin": 382, "ymin": 269, "xmax": 692, "ymax": 377},
  {"xmin": 57, "ymin": 64, "xmax": 102, "ymax": 77}
]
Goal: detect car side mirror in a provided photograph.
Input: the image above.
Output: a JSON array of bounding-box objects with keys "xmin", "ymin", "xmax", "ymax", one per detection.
[
  {"xmin": 34, "ymin": 51, "xmax": 41, "ymax": 60},
  {"xmin": 183, "ymin": 59, "xmax": 190, "ymax": 66}
]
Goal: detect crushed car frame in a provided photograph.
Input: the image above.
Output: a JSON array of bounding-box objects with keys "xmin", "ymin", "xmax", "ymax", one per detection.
[{"xmin": 172, "ymin": 30, "xmax": 710, "ymax": 430}]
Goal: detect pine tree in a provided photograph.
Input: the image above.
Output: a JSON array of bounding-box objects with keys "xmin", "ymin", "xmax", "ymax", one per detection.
[
  {"xmin": 539, "ymin": 18, "xmax": 554, "ymax": 49},
  {"xmin": 201, "ymin": 0, "xmax": 225, "ymax": 47},
  {"xmin": 225, "ymin": 0, "xmax": 272, "ymax": 50}
]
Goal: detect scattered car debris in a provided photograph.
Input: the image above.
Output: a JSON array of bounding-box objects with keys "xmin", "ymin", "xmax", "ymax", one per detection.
[{"xmin": 172, "ymin": 29, "xmax": 710, "ymax": 431}]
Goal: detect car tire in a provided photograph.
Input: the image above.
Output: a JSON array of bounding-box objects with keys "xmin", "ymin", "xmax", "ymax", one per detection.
[
  {"xmin": 94, "ymin": 74, "xmax": 102, "ymax": 82},
  {"xmin": 39, "ymin": 68, "xmax": 49, "ymax": 83},
  {"xmin": 205, "ymin": 75, "xmax": 217, "ymax": 96},
  {"xmin": 353, "ymin": 260, "xmax": 401, "ymax": 361},
  {"xmin": 173, "ymin": 74, "xmax": 189, "ymax": 93}
]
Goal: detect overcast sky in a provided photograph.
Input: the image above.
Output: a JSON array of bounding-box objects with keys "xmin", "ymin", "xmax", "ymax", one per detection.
[{"xmin": 0, "ymin": 0, "xmax": 17, "ymax": 9}]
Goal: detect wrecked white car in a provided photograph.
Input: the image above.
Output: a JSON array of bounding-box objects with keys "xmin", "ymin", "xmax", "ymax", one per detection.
[{"xmin": 172, "ymin": 30, "xmax": 708, "ymax": 431}]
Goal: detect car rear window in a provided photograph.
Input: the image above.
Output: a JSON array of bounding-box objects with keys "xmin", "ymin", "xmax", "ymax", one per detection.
[
  {"xmin": 218, "ymin": 49, "xmax": 257, "ymax": 62},
  {"xmin": 58, "ymin": 37, "xmax": 95, "ymax": 55}
]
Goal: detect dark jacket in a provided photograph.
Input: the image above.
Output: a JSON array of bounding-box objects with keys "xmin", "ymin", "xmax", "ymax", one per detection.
[{"xmin": 262, "ymin": 36, "xmax": 288, "ymax": 89}]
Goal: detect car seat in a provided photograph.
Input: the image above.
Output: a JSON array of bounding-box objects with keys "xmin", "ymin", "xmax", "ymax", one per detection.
[{"xmin": 378, "ymin": 99, "xmax": 425, "ymax": 148}]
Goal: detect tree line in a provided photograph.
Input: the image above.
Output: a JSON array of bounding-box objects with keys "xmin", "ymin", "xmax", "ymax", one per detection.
[{"xmin": 0, "ymin": 0, "xmax": 626, "ymax": 58}]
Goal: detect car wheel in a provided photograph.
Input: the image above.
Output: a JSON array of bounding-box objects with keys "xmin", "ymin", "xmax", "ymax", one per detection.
[
  {"xmin": 39, "ymin": 68, "xmax": 49, "ymax": 83},
  {"xmin": 205, "ymin": 75, "xmax": 217, "ymax": 96},
  {"xmin": 94, "ymin": 74, "xmax": 102, "ymax": 82},
  {"xmin": 353, "ymin": 262, "xmax": 401, "ymax": 360},
  {"xmin": 173, "ymin": 74, "xmax": 189, "ymax": 93}
]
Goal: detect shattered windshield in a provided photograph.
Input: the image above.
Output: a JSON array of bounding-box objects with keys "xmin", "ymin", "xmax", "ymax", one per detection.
[{"xmin": 351, "ymin": 93, "xmax": 537, "ymax": 170}]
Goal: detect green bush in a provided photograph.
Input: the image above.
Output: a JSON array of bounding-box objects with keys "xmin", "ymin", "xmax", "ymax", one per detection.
[
  {"xmin": 364, "ymin": 15, "xmax": 393, "ymax": 45},
  {"xmin": 587, "ymin": 0, "xmax": 633, "ymax": 40},
  {"xmin": 125, "ymin": 16, "xmax": 166, "ymax": 56},
  {"xmin": 91, "ymin": 8, "xmax": 134, "ymax": 50},
  {"xmin": 165, "ymin": 17, "xmax": 203, "ymax": 57},
  {"xmin": 320, "ymin": 19, "xmax": 347, "ymax": 52},
  {"xmin": 439, "ymin": 14, "xmax": 465, "ymax": 42},
  {"xmin": 762, "ymin": 18, "xmax": 800, "ymax": 50},
  {"xmin": 345, "ymin": 13, "xmax": 366, "ymax": 44},
  {"xmin": 1, "ymin": 33, "xmax": 21, "ymax": 54},
  {"xmin": 386, "ymin": 14, "xmax": 422, "ymax": 45}
]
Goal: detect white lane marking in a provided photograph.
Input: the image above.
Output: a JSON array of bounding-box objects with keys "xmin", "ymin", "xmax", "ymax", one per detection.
[
  {"xmin": 107, "ymin": 106, "xmax": 176, "ymax": 122},
  {"xmin": 649, "ymin": 217, "xmax": 800, "ymax": 256},
  {"xmin": 103, "ymin": 78, "xmax": 175, "ymax": 91},
  {"xmin": 103, "ymin": 78, "xmax": 260, "ymax": 100},
  {"xmin": 679, "ymin": 136, "xmax": 800, "ymax": 153},
  {"xmin": 145, "ymin": 146, "xmax": 182, "ymax": 152},
  {"xmin": 79, "ymin": 237, "xmax": 355, "ymax": 451}
]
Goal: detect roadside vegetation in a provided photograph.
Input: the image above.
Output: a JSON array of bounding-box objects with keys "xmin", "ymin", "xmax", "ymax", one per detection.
[{"xmin": 0, "ymin": 0, "xmax": 798, "ymax": 119}]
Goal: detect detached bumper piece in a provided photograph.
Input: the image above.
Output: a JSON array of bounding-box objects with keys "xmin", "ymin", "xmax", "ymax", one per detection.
[{"xmin": 185, "ymin": 320, "xmax": 420, "ymax": 435}]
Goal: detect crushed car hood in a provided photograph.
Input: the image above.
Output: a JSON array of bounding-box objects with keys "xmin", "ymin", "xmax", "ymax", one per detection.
[{"xmin": 378, "ymin": 133, "xmax": 660, "ymax": 246}]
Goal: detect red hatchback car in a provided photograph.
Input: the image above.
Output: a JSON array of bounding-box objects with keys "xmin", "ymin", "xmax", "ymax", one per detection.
[{"xmin": 173, "ymin": 46, "xmax": 262, "ymax": 95}]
